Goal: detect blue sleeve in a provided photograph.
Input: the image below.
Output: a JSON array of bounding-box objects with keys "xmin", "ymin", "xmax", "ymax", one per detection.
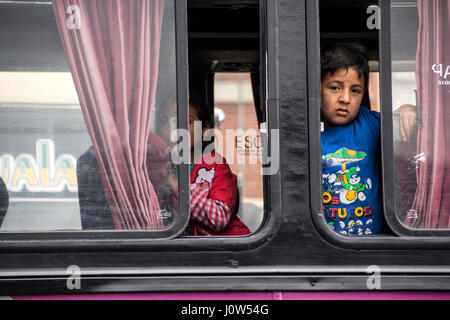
[{"xmin": 360, "ymin": 107, "xmax": 381, "ymax": 137}]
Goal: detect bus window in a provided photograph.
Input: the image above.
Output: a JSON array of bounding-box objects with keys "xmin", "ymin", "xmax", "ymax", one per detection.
[
  {"xmin": 0, "ymin": 0, "xmax": 188, "ymax": 234},
  {"xmin": 391, "ymin": 0, "xmax": 450, "ymax": 232},
  {"xmin": 309, "ymin": 0, "xmax": 450, "ymax": 244},
  {"xmin": 318, "ymin": 0, "xmax": 386, "ymax": 236},
  {"xmin": 185, "ymin": 2, "xmax": 264, "ymax": 237}
]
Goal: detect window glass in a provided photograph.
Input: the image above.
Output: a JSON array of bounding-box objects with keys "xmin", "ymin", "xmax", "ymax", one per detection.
[
  {"xmin": 0, "ymin": 0, "xmax": 181, "ymax": 232},
  {"xmin": 214, "ymin": 73, "xmax": 264, "ymax": 233},
  {"xmin": 391, "ymin": 0, "xmax": 450, "ymax": 230}
]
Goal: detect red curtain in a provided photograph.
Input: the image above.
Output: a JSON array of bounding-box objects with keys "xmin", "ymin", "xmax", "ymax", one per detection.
[
  {"xmin": 408, "ymin": 0, "xmax": 450, "ymax": 229},
  {"xmin": 52, "ymin": 0, "xmax": 165, "ymax": 230}
]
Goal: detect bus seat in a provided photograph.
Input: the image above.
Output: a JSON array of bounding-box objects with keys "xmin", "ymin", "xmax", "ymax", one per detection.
[
  {"xmin": 77, "ymin": 132, "xmax": 169, "ymax": 230},
  {"xmin": 236, "ymin": 175, "xmax": 263, "ymax": 233}
]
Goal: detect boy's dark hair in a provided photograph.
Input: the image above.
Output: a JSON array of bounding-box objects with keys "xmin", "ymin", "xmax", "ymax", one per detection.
[{"xmin": 321, "ymin": 43, "xmax": 370, "ymax": 89}]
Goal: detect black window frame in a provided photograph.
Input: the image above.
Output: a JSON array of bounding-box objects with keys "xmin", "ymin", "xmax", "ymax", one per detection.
[
  {"xmin": 0, "ymin": 0, "xmax": 282, "ymax": 253},
  {"xmin": 307, "ymin": 0, "xmax": 450, "ymax": 249}
]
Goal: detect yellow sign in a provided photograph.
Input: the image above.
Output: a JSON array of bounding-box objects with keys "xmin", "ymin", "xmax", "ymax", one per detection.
[{"xmin": 0, "ymin": 139, "xmax": 78, "ymax": 193}]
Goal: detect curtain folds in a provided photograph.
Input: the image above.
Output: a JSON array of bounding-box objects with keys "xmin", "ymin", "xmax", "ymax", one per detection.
[
  {"xmin": 52, "ymin": 0, "xmax": 165, "ymax": 230},
  {"xmin": 408, "ymin": 0, "xmax": 450, "ymax": 229}
]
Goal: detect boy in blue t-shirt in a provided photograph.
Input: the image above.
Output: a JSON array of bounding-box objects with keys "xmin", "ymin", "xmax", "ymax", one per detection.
[{"xmin": 320, "ymin": 43, "xmax": 385, "ymax": 236}]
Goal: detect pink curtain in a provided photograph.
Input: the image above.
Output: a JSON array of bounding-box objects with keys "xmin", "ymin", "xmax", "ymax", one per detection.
[
  {"xmin": 407, "ymin": 0, "xmax": 450, "ymax": 229},
  {"xmin": 52, "ymin": 0, "xmax": 165, "ymax": 230}
]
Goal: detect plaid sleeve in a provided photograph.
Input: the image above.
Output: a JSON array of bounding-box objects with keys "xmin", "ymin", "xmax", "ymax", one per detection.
[{"xmin": 190, "ymin": 182, "xmax": 232, "ymax": 232}]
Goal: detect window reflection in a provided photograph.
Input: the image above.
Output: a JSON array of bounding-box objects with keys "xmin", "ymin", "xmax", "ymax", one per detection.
[
  {"xmin": 0, "ymin": 0, "xmax": 179, "ymax": 232},
  {"xmin": 214, "ymin": 73, "xmax": 264, "ymax": 233},
  {"xmin": 392, "ymin": 0, "xmax": 450, "ymax": 230}
]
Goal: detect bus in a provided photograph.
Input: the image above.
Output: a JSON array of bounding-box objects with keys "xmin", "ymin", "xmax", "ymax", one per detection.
[{"xmin": 1, "ymin": 0, "xmax": 450, "ymax": 301}]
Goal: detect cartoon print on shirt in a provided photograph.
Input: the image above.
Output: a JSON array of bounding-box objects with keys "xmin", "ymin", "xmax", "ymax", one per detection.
[
  {"xmin": 322, "ymin": 148, "xmax": 372, "ymax": 205},
  {"xmin": 323, "ymin": 157, "xmax": 342, "ymax": 193},
  {"xmin": 322, "ymin": 148, "xmax": 376, "ymax": 236},
  {"xmin": 337, "ymin": 166, "xmax": 372, "ymax": 205},
  {"xmin": 190, "ymin": 168, "xmax": 215, "ymax": 191}
]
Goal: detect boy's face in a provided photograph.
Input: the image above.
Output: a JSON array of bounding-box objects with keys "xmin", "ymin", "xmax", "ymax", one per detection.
[{"xmin": 321, "ymin": 67, "xmax": 365, "ymax": 127}]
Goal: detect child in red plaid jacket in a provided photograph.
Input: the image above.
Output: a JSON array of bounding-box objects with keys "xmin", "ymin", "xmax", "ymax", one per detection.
[{"xmin": 189, "ymin": 152, "xmax": 250, "ymax": 236}]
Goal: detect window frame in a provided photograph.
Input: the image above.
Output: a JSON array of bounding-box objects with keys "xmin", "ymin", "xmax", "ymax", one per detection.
[
  {"xmin": 0, "ymin": 0, "xmax": 282, "ymax": 253},
  {"xmin": 307, "ymin": 0, "xmax": 450, "ymax": 249}
]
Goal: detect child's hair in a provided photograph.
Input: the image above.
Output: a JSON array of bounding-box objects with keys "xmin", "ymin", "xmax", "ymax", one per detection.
[
  {"xmin": 189, "ymin": 96, "xmax": 215, "ymax": 153},
  {"xmin": 321, "ymin": 42, "xmax": 370, "ymax": 89},
  {"xmin": 189, "ymin": 96, "xmax": 214, "ymax": 130}
]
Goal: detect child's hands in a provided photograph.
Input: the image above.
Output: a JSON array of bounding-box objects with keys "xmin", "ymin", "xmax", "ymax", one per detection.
[{"xmin": 190, "ymin": 181, "xmax": 211, "ymax": 195}]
